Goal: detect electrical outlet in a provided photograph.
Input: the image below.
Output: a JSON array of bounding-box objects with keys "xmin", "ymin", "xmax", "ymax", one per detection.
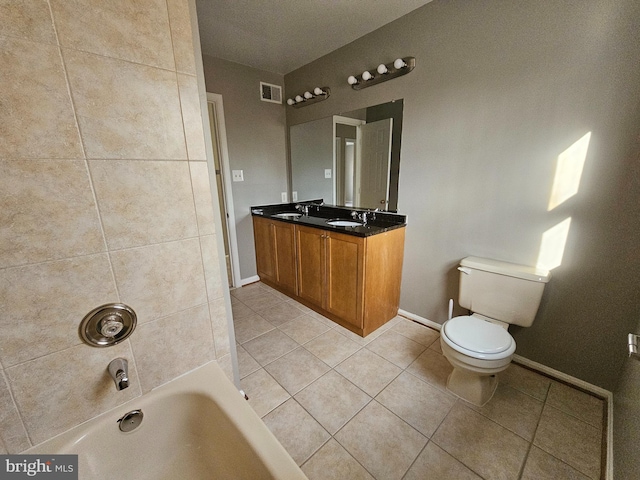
[
  {"xmin": 292, "ymin": 191, "xmax": 298, "ymax": 201},
  {"xmin": 324, "ymin": 169, "xmax": 332, "ymax": 179},
  {"xmin": 281, "ymin": 192, "xmax": 288, "ymax": 202},
  {"xmin": 232, "ymin": 170, "xmax": 244, "ymax": 182}
]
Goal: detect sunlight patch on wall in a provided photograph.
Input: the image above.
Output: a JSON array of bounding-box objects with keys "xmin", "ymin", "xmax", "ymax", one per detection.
[
  {"xmin": 548, "ymin": 132, "xmax": 591, "ymax": 211},
  {"xmin": 536, "ymin": 217, "xmax": 572, "ymax": 270}
]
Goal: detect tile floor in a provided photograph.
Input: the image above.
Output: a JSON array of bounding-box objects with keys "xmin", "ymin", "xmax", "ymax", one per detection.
[{"xmin": 231, "ymin": 282, "xmax": 606, "ymax": 480}]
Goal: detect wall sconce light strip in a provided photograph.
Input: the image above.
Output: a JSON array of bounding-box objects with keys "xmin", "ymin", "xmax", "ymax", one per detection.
[
  {"xmin": 349, "ymin": 57, "xmax": 415, "ymax": 90},
  {"xmin": 287, "ymin": 87, "xmax": 331, "ymax": 108}
]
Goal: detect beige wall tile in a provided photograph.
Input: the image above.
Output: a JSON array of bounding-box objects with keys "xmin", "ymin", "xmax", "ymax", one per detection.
[
  {"xmin": 217, "ymin": 354, "xmax": 235, "ymax": 383},
  {"xmin": 0, "ymin": 160, "xmax": 105, "ymax": 268},
  {"xmin": 63, "ymin": 49, "xmax": 186, "ymax": 160},
  {"xmin": 0, "ymin": 254, "xmax": 118, "ymax": 367},
  {"xmin": 110, "ymin": 238, "xmax": 207, "ymax": 323},
  {"xmin": 200, "ymin": 234, "xmax": 223, "ymax": 300},
  {"xmin": 166, "ymin": 0, "xmax": 196, "ymax": 75},
  {"xmin": 179, "ymin": 75, "xmax": 207, "ymax": 160},
  {"xmin": 50, "ymin": 0, "xmax": 175, "ymax": 70},
  {"xmin": 0, "ymin": 0, "xmax": 55, "ymax": 44},
  {"xmin": 0, "ymin": 37, "xmax": 82, "ymax": 159},
  {"xmin": 209, "ymin": 296, "xmax": 231, "ymax": 358},
  {"xmin": 6, "ymin": 342, "xmax": 141, "ymax": 446},
  {"xmin": 90, "ymin": 160, "xmax": 198, "ymax": 249},
  {"xmin": 130, "ymin": 304, "xmax": 214, "ymax": 392},
  {"xmin": 0, "ymin": 370, "xmax": 30, "ymax": 453},
  {"xmin": 190, "ymin": 162, "xmax": 216, "ymax": 235}
]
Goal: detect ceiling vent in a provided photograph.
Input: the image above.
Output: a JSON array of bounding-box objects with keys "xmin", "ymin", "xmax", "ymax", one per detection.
[{"xmin": 260, "ymin": 82, "xmax": 282, "ymax": 104}]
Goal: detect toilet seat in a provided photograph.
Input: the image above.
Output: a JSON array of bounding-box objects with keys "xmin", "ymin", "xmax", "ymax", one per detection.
[{"xmin": 442, "ymin": 315, "xmax": 516, "ymax": 360}]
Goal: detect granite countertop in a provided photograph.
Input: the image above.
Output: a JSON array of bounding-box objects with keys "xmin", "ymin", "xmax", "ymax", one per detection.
[{"xmin": 250, "ymin": 201, "xmax": 407, "ymax": 238}]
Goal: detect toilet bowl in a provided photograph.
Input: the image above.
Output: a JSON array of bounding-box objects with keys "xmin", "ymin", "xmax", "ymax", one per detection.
[{"xmin": 440, "ymin": 314, "xmax": 516, "ymax": 405}]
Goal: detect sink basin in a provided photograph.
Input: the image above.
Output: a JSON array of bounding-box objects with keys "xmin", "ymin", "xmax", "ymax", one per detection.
[
  {"xmin": 274, "ymin": 212, "xmax": 302, "ymax": 219},
  {"xmin": 326, "ymin": 219, "xmax": 364, "ymax": 227}
]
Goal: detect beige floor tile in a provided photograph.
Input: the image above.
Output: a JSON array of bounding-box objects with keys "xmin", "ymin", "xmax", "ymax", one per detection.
[
  {"xmin": 259, "ymin": 301, "xmax": 308, "ymax": 326},
  {"xmin": 366, "ymin": 330, "xmax": 427, "ymax": 369},
  {"xmin": 335, "ymin": 317, "xmax": 398, "ymax": 346},
  {"xmin": 262, "ymin": 399, "xmax": 331, "ymax": 466},
  {"xmin": 241, "ymin": 292, "xmax": 284, "ymax": 311},
  {"xmin": 236, "ymin": 345, "xmax": 261, "ymax": 379},
  {"xmin": 241, "ymin": 368, "xmax": 290, "ymax": 417},
  {"xmin": 242, "ymin": 329, "xmax": 299, "ymax": 366},
  {"xmin": 303, "ymin": 329, "xmax": 362, "ymax": 367},
  {"xmin": 404, "ymin": 442, "xmax": 482, "ymax": 480},
  {"xmin": 231, "ymin": 302, "xmax": 255, "ymax": 320},
  {"xmin": 335, "ymin": 401, "xmax": 427, "ymax": 479},
  {"xmin": 335, "ymin": 348, "xmax": 402, "ymax": 397},
  {"xmin": 534, "ymin": 404, "xmax": 602, "ymax": 479},
  {"xmin": 307, "ymin": 310, "xmax": 339, "ymax": 327},
  {"xmin": 392, "ymin": 319, "xmax": 440, "ymax": 347},
  {"xmin": 466, "ymin": 383, "xmax": 544, "ymax": 441},
  {"xmin": 547, "ymin": 381, "xmax": 604, "ymax": 429},
  {"xmin": 432, "ymin": 402, "xmax": 529, "ymax": 480},
  {"xmin": 500, "ymin": 363, "xmax": 551, "ymax": 401},
  {"xmin": 265, "ymin": 347, "xmax": 330, "ymax": 395},
  {"xmin": 521, "ymin": 446, "xmax": 590, "ymax": 480},
  {"xmin": 295, "ymin": 371, "xmax": 371, "ymax": 434},
  {"xmin": 406, "ymin": 348, "xmax": 453, "ymax": 393},
  {"xmin": 376, "ymin": 371, "xmax": 456, "ymax": 438},
  {"xmin": 230, "ymin": 283, "xmax": 266, "ymax": 301},
  {"xmin": 232, "ymin": 314, "xmax": 275, "ymax": 344},
  {"xmin": 429, "ymin": 337, "xmax": 443, "ymax": 353},
  {"xmin": 279, "ymin": 314, "xmax": 331, "ymax": 343},
  {"xmin": 302, "ymin": 438, "xmax": 374, "ymax": 480}
]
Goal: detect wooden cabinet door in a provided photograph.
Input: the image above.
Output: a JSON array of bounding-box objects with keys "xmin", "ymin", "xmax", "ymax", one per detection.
[
  {"xmin": 253, "ymin": 216, "xmax": 276, "ymax": 284},
  {"xmin": 295, "ymin": 225, "xmax": 325, "ymax": 307},
  {"xmin": 273, "ymin": 221, "xmax": 297, "ymax": 295},
  {"xmin": 325, "ymin": 232, "xmax": 364, "ymax": 329}
]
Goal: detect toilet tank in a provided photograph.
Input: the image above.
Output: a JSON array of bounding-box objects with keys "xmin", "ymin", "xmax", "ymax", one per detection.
[{"xmin": 458, "ymin": 257, "xmax": 550, "ymax": 327}]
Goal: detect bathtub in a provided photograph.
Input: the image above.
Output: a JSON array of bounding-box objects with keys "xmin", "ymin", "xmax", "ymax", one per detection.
[{"xmin": 26, "ymin": 362, "xmax": 307, "ymax": 480}]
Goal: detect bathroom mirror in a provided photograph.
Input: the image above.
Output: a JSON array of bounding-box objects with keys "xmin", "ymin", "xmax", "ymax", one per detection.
[{"xmin": 289, "ymin": 99, "xmax": 403, "ymax": 211}]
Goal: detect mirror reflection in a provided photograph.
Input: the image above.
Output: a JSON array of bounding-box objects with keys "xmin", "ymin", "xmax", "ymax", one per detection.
[{"xmin": 290, "ymin": 99, "xmax": 403, "ymax": 211}]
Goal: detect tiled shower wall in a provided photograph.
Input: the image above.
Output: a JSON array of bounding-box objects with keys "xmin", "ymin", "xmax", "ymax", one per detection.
[{"xmin": 0, "ymin": 0, "xmax": 232, "ymax": 452}]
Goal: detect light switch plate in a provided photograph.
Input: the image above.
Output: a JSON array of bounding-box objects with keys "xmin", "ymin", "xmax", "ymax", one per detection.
[
  {"xmin": 281, "ymin": 192, "xmax": 287, "ymax": 202},
  {"xmin": 324, "ymin": 169, "xmax": 332, "ymax": 179},
  {"xmin": 232, "ymin": 170, "xmax": 244, "ymax": 182},
  {"xmin": 292, "ymin": 191, "xmax": 298, "ymax": 201}
]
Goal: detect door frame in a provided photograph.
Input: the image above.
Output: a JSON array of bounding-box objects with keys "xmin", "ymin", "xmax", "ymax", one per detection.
[
  {"xmin": 333, "ymin": 116, "xmax": 365, "ymax": 206},
  {"xmin": 206, "ymin": 93, "xmax": 241, "ymax": 288}
]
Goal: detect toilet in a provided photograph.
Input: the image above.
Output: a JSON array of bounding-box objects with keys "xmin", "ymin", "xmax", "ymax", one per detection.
[{"xmin": 440, "ymin": 256, "xmax": 550, "ymax": 406}]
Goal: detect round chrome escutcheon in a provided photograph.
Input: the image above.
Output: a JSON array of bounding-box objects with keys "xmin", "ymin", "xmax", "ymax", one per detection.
[{"xmin": 79, "ymin": 303, "xmax": 137, "ymax": 347}]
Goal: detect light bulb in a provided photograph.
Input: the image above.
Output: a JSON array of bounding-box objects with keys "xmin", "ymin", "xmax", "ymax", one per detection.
[
  {"xmin": 362, "ymin": 71, "xmax": 373, "ymax": 81},
  {"xmin": 393, "ymin": 58, "xmax": 406, "ymax": 69},
  {"xmin": 304, "ymin": 91, "xmax": 313, "ymax": 99},
  {"xmin": 287, "ymin": 98, "xmax": 295, "ymax": 106},
  {"xmin": 313, "ymin": 87, "xmax": 323, "ymax": 95},
  {"xmin": 377, "ymin": 64, "xmax": 388, "ymax": 74},
  {"xmin": 347, "ymin": 75, "xmax": 358, "ymax": 85},
  {"xmin": 295, "ymin": 95, "xmax": 303, "ymax": 103}
]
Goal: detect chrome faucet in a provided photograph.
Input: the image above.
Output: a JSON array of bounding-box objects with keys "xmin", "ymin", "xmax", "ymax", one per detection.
[{"xmin": 108, "ymin": 358, "xmax": 129, "ymax": 391}]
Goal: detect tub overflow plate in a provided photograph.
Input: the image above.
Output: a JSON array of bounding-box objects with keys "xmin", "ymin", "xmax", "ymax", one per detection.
[
  {"xmin": 79, "ymin": 303, "xmax": 137, "ymax": 347},
  {"xmin": 117, "ymin": 410, "xmax": 143, "ymax": 433}
]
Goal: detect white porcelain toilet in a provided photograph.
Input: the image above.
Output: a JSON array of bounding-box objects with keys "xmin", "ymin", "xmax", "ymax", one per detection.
[{"xmin": 440, "ymin": 256, "xmax": 550, "ymax": 406}]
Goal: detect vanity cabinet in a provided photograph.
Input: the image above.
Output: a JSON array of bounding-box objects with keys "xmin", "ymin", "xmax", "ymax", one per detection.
[
  {"xmin": 253, "ymin": 215, "xmax": 405, "ymax": 336},
  {"xmin": 252, "ymin": 216, "xmax": 297, "ymax": 296}
]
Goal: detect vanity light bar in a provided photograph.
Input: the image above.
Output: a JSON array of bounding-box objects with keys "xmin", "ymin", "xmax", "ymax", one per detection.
[
  {"xmin": 286, "ymin": 87, "xmax": 331, "ymax": 108},
  {"xmin": 348, "ymin": 57, "xmax": 415, "ymax": 90}
]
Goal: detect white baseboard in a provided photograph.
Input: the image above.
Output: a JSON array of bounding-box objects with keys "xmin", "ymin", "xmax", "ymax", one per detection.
[
  {"xmin": 398, "ymin": 309, "xmax": 442, "ymax": 331},
  {"xmin": 399, "ymin": 308, "xmax": 613, "ymax": 480},
  {"xmin": 240, "ymin": 275, "xmax": 260, "ymax": 286}
]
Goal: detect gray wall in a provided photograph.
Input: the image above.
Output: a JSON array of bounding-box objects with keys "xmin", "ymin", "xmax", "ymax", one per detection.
[
  {"xmin": 202, "ymin": 56, "xmax": 288, "ymax": 281},
  {"xmin": 285, "ymin": 0, "xmax": 640, "ymax": 390}
]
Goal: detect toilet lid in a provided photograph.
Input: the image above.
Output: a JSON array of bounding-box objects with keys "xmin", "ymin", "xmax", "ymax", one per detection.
[{"xmin": 443, "ymin": 316, "xmax": 513, "ymax": 354}]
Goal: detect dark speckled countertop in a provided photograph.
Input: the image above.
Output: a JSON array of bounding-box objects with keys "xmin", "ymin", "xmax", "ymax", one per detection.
[{"xmin": 251, "ymin": 201, "xmax": 406, "ymax": 237}]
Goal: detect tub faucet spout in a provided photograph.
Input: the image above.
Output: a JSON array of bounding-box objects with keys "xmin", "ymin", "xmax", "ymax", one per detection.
[{"xmin": 108, "ymin": 358, "xmax": 129, "ymax": 391}]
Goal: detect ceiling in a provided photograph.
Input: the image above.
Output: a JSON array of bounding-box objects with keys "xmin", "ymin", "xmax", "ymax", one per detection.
[{"xmin": 195, "ymin": 0, "xmax": 433, "ymax": 75}]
